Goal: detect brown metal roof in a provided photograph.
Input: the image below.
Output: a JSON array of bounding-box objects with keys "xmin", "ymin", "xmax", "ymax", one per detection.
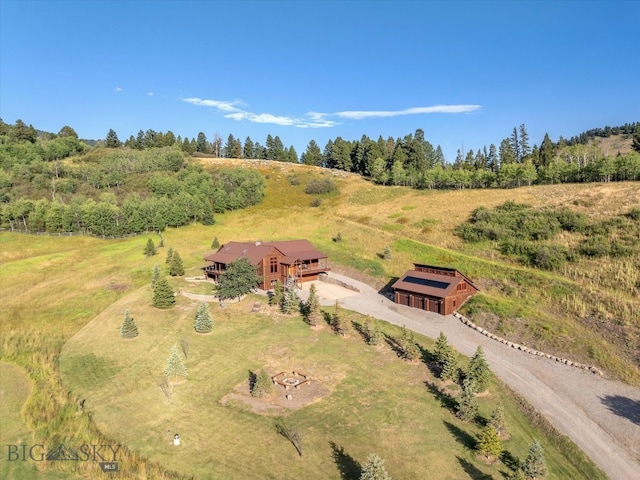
[
  {"xmin": 203, "ymin": 240, "xmax": 327, "ymax": 265},
  {"xmin": 392, "ymin": 269, "xmax": 465, "ymax": 298}
]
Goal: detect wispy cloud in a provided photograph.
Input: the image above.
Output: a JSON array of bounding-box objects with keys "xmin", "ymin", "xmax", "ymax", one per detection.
[
  {"xmin": 335, "ymin": 105, "xmax": 481, "ymax": 119},
  {"xmin": 115, "ymin": 86, "xmax": 122, "ymax": 92},
  {"xmin": 182, "ymin": 97, "xmax": 479, "ymax": 128},
  {"xmin": 147, "ymin": 91, "xmax": 154, "ymax": 96}
]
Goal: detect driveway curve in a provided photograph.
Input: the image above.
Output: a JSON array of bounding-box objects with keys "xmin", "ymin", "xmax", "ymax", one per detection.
[{"xmin": 298, "ymin": 273, "xmax": 640, "ymax": 480}]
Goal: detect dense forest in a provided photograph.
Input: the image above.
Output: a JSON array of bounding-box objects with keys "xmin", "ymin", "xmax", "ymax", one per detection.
[{"xmin": 0, "ymin": 117, "xmax": 639, "ymax": 235}]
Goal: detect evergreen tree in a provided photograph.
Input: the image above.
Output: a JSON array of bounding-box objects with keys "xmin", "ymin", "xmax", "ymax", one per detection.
[
  {"xmin": 440, "ymin": 347, "xmax": 459, "ymax": 382},
  {"xmin": 382, "ymin": 246, "xmax": 392, "ymax": 260},
  {"xmin": 120, "ymin": 310, "xmax": 139, "ymax": 338},
  {"xmin": 398, "ymin": 326, "xmax": 420, "ymax": 361},
  {"xmin": 243, "ymin": 136, "xmax": 255, "ymax": 159},
  {"xmin": 510, "ymin": 127, "xmax": 521, "ymax": 162},
  {"xmin": 151, "ymin": 263, "xmax": 160, "ymax": 288},
  {"xmin": 519, "ymin": 124, "xmax": 531, "ymax": 159},
  {"xmin": 301, "ymin": 139, "xmax": 323, "ymax": 166},
  {"xmin": 196, "ymin": 132, "xmax": 211, "ymax": 153},
  {"xmin": 467, "ymin": 346, "xmax": 490, "ymax": 391},
  {"xmin": 489, "ymin": 403, "xmax": 509, "ymax": 439},
  {"xmin": 434, "ymin": 332, "xmax": 451, "ymax": 366},
  {"xmin": 217, "ymin": 257, "xmax": 263, "ymax": 301},
  {"xmin": 364, "ymin": 316, "xmax": 382, "ymax": 345},
  {"xmin": 456, "ymin": 378, "xmax": 478, "ymax": 422},
  {"xmin": 332, "ymin": 301, "xmax": 349, "ymax": 336},
  {"xmin": 105, "ymin": 129, "xmax": 121, "ymax": 148},
  {"xmin": 153, "ymin": 276, "xmax": 176, "ymax": 309},
  {"xmin": 360, "ymin": 453, "xmax": 391, "ymax": 480},
  {"xmin": 165, "ymin": 246, "xmax": 174, "ymax": 264},
  {"xmin": 194, "ymin": 300, "xmax": 213, "ymax": 333},
  {"xmin": 476, "ymin": 425, "xmax": 502, "ymax": 461},
  {"xmin": 306, "ymin": 283, "xmax": 321, "ymax": 326},
  {"xmin": 211, "ymin": 236, "xmax": 220, "ymax": 249},
  {"xmin": 522, "ymin": 440, "xmax": 547, "ymax": 479},
  {"xmin": 539, "ymin": 133, "xmax": 555, "ymax": 167},
  {"xmin": 632, "ymin": 124, "xmax": 640, "ymax": 153},
  {"xmin": 270, "ymin": 279, "xmax": 284, "ymax": 306},
  {"xmin": 144, "ymin": 238, "xmax": 157, "ymax": 257},
  {"xmin": 280, "ymin": 279, "xmax": 299, "ymax": 314},
  {"xmin": 165, "ymin": 344, "xmax": 187, "ymax": 381},
  {"xmin": 250, "ymin": 369, "xmax": 274, "ymax": 398},
  {"xmin": 169, "ymin": 250, "xmax": 185, "ymax": 276}
]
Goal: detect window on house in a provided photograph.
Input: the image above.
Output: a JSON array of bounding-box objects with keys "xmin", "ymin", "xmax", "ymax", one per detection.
[{"xmin": 270, "ymin": 257, "xmax": 278, "ymax": 274}]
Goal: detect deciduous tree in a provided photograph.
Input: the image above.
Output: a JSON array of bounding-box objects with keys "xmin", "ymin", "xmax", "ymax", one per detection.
[{"xmin": 217, "ymin": 257, "xmax": 262, "ymax": 301}]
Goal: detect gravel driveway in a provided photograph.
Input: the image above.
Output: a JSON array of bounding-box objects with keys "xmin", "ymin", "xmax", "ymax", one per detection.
[{"xmin": 298, "ymin": 274, "xmax": 640, "ymax": 480}]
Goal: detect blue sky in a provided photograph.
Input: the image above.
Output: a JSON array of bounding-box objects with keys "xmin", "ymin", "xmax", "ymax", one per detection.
[{"xmin": 1, "ymin": 0, "xmax": 638, "ymax": 161}]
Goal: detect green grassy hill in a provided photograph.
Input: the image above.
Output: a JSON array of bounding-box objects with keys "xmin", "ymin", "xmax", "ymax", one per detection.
[{"xmin": 2, "ymin": 158, "xmax": 636, "ymax": 478}]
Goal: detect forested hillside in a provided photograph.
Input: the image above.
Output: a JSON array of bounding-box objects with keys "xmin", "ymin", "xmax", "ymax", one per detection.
[{"xmin": 1, "ymin": 118, "xmax": 639, "ymax": 236}]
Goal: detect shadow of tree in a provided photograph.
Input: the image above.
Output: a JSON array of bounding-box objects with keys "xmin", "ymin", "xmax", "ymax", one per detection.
[
  {"xmin": 329, "ymin": 441, "xmax": 361, "ymax": 480},
  {"xmin": 383, "ymin": 332, "xmax": 404, "ymax": 358},
  {"xmin": 456, "ymin": 456, "xmax": 494, "ymax": 480},
  {"xmin": 444, "ymin": 421, "xmax": 476, "ymax": 450},
  {"xmin": 417, "ymin": 344, "xmax": 441, "ymax": 375},
  {"xmin": 500, "ymin": 449, "xmax": 521, "ymax": 472},
  {"xmin": 352, "ymin": 321, "xmax": 368, "ymax": 342},
  {"xmin": 600, "ymin": 395, "xmax": 640, "ymax": 426},
  {"xmin": 425, "ymin": 381, "xmax": 458, "ymax": 414}
]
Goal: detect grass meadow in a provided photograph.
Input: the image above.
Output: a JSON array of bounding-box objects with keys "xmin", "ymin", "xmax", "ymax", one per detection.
[{"xmin": 1, "ymin": 158, "xmax": 635, "ymax": 478}]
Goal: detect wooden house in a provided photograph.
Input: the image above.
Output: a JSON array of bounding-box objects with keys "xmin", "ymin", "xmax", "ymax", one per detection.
[
  {"xmin": 203, "ymin": 239, "xmax": 330, "ymax": 290},
  {"xmin": 391, "ymin": 264, "xmax": 478, "ymax": 316}
]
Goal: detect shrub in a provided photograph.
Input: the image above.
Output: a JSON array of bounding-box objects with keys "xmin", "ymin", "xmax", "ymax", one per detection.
[
  {"xmin": 305, "ymin": 178, "xmax": 336, "ymax": 194},
  {"xmin": 578, "ymin": 236, "xmax": 610, "ymax": 257},
  {"xmin": 309, "ymin": 198, "xmax": 322, "ymax": 207},
  {"xmin": 626, "ymin": 208, "xmax": 640, "ymax": 221}
]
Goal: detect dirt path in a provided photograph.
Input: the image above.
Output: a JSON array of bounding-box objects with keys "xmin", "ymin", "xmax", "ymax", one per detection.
[{"xmin": 298, "ymin": 274, "xmax": 640, "ymax": 480}]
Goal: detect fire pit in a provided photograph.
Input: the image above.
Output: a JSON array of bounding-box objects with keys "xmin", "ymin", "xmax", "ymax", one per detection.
[{"xmin": 271, "ymin": 371, "xmax": 311, "ymax": 390}]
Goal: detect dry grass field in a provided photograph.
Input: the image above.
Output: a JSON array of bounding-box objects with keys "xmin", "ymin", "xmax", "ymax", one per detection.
[{"xmin": 1, "ymin": 157, "xmax": 636, "ymax": 478}]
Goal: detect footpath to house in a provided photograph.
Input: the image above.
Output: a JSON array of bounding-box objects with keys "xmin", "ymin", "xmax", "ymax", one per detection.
[{"xmin": 296, "ymin": 273, "xmax": 640, "ymax": 480}]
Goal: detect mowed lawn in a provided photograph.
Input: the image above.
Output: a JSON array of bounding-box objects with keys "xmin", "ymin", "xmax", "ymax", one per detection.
[{"xmin": 60, "ymin": 287, "xmax": 601, "ymax": 480}]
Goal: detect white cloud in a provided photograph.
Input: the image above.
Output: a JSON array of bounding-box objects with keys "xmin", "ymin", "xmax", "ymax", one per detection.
[
  {"xmin": 336, "ymin": 104, "xmax": 481, "ymax": 119},
  {"xmin": 182, "ymin": 97, "xmax": 479, "ymax": 128},
  {"xmin": 147, "ymin": 91, "xmax": 154, "ymax": 96},
  {"xmin": 115, "ymin": 87, "xmax": 122, "ymax": 92}
]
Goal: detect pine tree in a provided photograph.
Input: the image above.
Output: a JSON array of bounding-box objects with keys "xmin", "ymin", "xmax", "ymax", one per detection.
[
  {"xmin": 211, "ymin": 236, "xmax": 220, "ymax": 249},
  {"xmin": 632, "ymin": 124, "xmax": 640, "ymax": 153},
  {"xmin": 105, "ymin": 128, "xmax": 121, "ymax": 148},
  {"xmin": 519, "ymin": 124, "xmax": 531, "ymax": 159},
  {"xmin": 467, "ymin": 346, "xmax": 490, "ymax": 391},
  {"xmin": 153, "ymin": 277, "xmax": 176, "ymax": 309},
  {"xmin": 250, "ymin": 370, "xmax": 273, "ymax": 398},
  {"xmin": 476, "ymin": 425, "xmax": 502, "ymax": 461},
  {"xmin": 510, "ymin": 127, "xmax": 521, "ymax": 162},
  {"xmin": 507, "ymin": 469, "xmax": 527, "ymax": 480},
  {"xmin": 151, "ymin": 264, "xmax": 160, "ymax": 288},
  {"xmin": 269, "ymin": 279, "xmax": 284, "ymax": 306},
  {"xmin": 440, "ymin": 347, "xmax": 459, "ymax": 382},
  {"xmin": 165, "ymin": 344, "xmax": 187, "ymax": 381},
  {"xmin": 120, "ymin": 310, "xmax": 139, "ymax": 339},
  {"xmin": 144, "ymin": 238, "xmax": 157, "ymax": 258},
  {"xmin": 364, "ymin": 316, "xmax": 382, "ymax": 345},
  {"xmin": 360, "ymin": 453, "xmax": 391, "ymax": 480},
  {"xmin": 522, "ymin": 440, "xmax": 547, "ymax": 479},
  {"xmin": 489, "ymin": 403, "xmax": 509, "ymax": 439},
  {"xmin": 165, "ymin": 246, "xmax": 174, "ymax": 265},
  {"xmin": 382, "ymin": 246, "xmax": 392, "ymax": 260},
  {"xmin": 398, "ymin": 326, "xmax": 420, "ymax": 361},
  {"xmin": 281, "ymin": 279, "xmax": 299, "ymax": 315},
  {"xmin": 169, "ymin": 250, "xmax": 185, "ymax": 276},
  {"xmin": 434, "ymin": 331, "xmax": 451, "ymax": 366},
  {"xmin": 456, "ymin": 378, "xmax": 478, "ymax": 422},
  {"xmin": 158, "ymin": 235, "xmax": 165, "ymax": 248},
  {"xmin": 306, "ymin": 283, "xmax": 321, "ymax": 326},
  {"xmin": 194, "ymin": 301, "xmax": 213, "ymax": 333}
]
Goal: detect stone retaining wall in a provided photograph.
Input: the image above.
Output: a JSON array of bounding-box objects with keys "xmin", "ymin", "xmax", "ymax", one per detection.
[
  {"xmin": 452, "ymin": 312, "xmax": 603, "ymax": 376},
  {"xmin": 318, "ymin": 273, "xmax": 361, "ymax": 292}
]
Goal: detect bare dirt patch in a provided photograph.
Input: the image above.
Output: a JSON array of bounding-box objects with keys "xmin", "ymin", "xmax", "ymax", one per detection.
[{"xmin": 220, "ymin": 375, "xmax": 330, "ymax": 415}]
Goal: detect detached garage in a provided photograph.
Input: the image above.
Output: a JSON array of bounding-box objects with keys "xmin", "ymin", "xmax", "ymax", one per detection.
[{"xmin": 391, "ymin": 264, "xmax": 478, "ymax": 316}]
